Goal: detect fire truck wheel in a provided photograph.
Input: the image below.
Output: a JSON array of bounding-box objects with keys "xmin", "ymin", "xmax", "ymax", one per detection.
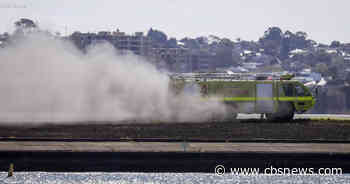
[{"xmin": 266, "ymin": 102, "xmax": 294, "ymax": 122}]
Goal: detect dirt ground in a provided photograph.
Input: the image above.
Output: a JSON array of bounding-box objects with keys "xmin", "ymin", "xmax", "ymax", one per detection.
[{"xmin": 1, "ymin": 119, "xmax": 350, "ymax": 140}]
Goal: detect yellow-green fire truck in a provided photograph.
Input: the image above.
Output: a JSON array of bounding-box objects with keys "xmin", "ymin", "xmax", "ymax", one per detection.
[{"xmin": 170, "ymin": 73, "xmax": 316, "ymax": 121}]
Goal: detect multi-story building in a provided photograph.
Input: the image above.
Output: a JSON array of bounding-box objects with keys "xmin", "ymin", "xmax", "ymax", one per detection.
[
  {"xmin": 149, "ymin": 48, "xmax": 216, "ymax": 72},
  {"xmin": 149, "ymin": 48, "xmax": 191, "ymax": 72},
  {"xmin": 70, "ymin": 29, "xmax": 151, "ymax": 57},
  {"xmin": 110, "ymin": 31, "xmax": 151, "ymax": 56},
  {"xmin": 190, "ymin": 50, "xmax": 215, "ymax": 72},
  {"xmin": 70, "ymin": 30, "xmax": 216, "ymax": 72}
]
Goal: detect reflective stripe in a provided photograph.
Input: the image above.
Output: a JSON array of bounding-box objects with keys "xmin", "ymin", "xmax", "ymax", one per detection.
[
  {"xmin": 201, "ymin": 96, "xmax": 313, "ymax": 102},
  {"xmin": 223, "ymin": 97, "xmax": 255, "ymax": 101},
  {"xmin": 223, "ymin": 97, "xmax": 279, "ymax": 101},
  {"xmin": 207, "ymin": 96, "xmax": 313, "ymax": 102},
  {"xmin": 279, "ymin": 97, "xmax": 313, "ymax": 101}
]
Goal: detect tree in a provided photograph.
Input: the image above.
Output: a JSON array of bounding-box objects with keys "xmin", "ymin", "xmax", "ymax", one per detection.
[
  {"xmin": 279, "ymin": 30, "xmax": 313, "ymax": 59},
  {"xmin": 280, "ymin": 31, "xmax": 292, "ymax": 59},
  {"xmin": 208, "ymin": 35, "xmax": 221, "ymax": 45},
  {"xmin": 14, "ymin": 18, "xmax": 37, "ymax": 29},
  {"xmin": 330, "ymin": 41, "xmax": 341, "ymax": 48},
  {"xmin": 259, "ymin": 27, "xmax": 283, "ymax": 56},
  {"xmin": 219, "ymin": 38, "xmax": 234, "ymax": 48},
  {"xmin": 295, "ymin": 31, "xmax": 307, "ymax": 39},
  {"xmin": 13, "ymin": 18, "xmax": 38, "ymax": 36},
  {"xmin": 195, "ymin": 37, "xmax": 209, "ymax": 45},
  {"xmin": 263, "ymin": 27, "xmax": 283, "ymax": 41}
]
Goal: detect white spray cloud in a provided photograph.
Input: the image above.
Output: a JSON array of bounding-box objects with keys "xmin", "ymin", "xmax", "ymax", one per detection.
[{"xmin": 0, "ymin": 33, "xmax": 225, "ymax": 123}]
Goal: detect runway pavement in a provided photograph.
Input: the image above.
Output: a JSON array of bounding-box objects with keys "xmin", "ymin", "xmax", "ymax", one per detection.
[
  {"xmin": 0, "ymin": 125, "xmax": 349, "ymax": 172},
  {"xmin": 238, "ymin": 114, "xmax": 350, "ymax": 120},
  {"xmin": 0, "ymin": 141, "xmax": 350, "ymax": 154}
]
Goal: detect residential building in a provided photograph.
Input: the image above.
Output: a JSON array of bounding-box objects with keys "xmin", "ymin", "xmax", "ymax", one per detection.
[{"xmin": 70, "ymin": 29, "xmax": 151, "ymax": 56}]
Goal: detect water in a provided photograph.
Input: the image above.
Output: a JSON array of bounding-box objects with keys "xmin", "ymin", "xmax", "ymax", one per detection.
[{"xmin": 0, "ymin": 172, "xmax": 349, "ymax": 184}]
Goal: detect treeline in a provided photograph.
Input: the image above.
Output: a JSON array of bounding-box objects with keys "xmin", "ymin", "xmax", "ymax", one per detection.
[{"xmin": 1, "ymin": 19, "xmax": 350, "ymax": 83}]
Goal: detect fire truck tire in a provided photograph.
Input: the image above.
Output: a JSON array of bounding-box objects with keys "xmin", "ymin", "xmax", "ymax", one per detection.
[{"xmin": 266, "ymin": 102, "xmax": 294, "ymax": 121}]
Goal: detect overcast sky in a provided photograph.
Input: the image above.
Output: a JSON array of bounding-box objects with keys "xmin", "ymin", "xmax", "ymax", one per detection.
[{"xmin": 0, "ymin": 0, "xmax": 348, "ymax": 44}]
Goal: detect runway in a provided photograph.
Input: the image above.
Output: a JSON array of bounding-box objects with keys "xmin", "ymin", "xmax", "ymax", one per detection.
[
  {"xmin": 0, "ymin": 115, "xmax": 349, "ymax": 172},
  {"xmin": 238, "ymin": 113, "xmax": 350, "ymax": 120},
  {"xmin": 0, "ymin": 141, "xmax": 350, "ymax": 153}
]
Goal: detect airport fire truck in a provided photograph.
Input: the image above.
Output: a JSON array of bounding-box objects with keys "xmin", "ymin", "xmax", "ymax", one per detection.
[{"xmin": 170, "ymin": 73, "xmax": 316, "ymax": 121}]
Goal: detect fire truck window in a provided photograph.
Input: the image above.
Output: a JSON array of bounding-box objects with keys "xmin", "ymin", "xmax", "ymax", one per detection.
[
  {"xmin": 295, "ymin": 85, "xmax": 310, "ymax": 96},
  {"xmin": 282, "ymin": 84, "xmax": 294, "ymax": 97},
  {"xmin": 279, "ymin": 85, "xmax": 284, "ymax": 96}
]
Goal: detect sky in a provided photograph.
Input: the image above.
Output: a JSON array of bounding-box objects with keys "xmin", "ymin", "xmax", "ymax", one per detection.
[{"xmin": 0, "ymin": 0, "xmax": 348, "ymax": 44}]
